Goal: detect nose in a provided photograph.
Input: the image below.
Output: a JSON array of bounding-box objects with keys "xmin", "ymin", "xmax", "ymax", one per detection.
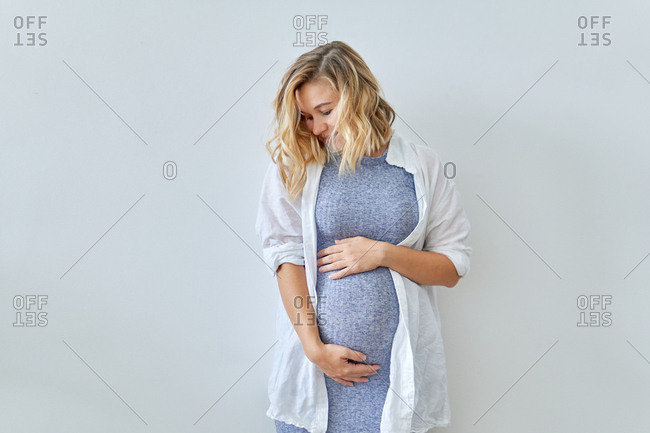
[{"xmin": 312, "ymin": 118, "xmax": 328, "ymax": 136}]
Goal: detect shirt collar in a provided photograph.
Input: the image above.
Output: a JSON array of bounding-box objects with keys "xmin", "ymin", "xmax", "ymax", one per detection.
[{"xmin": 385, "ymin": 129, "xmax": 418, "ymax": 175}]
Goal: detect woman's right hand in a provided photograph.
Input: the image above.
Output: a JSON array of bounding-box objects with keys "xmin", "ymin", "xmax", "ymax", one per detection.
[{"xmin": 305, "ymin": 343, "xmax": 380, "ymax": 387}]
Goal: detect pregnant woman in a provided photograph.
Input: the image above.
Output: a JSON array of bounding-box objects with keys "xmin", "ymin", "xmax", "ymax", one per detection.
[{"xmin": 255, "ymin": 41, "xmax": 472, "ymax": 432}]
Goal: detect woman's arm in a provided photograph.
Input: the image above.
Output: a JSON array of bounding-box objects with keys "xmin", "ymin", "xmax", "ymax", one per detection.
[
  {"xmin": 276, "ymin": 262, "xmax": 324, "ymax": 358},
  {"xmin": 380, "ymin": 243, "xmax": 460, "ymax": 288},
  {"xmin": 316, "ymin": 237, "xmax": 460, "ymax": 287},
  {"xmin": 276, "ymin": 262, "xmax": 381, "ymax": 386}
]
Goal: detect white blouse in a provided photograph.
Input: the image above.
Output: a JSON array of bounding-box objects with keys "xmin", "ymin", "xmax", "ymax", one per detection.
[{"xmin": 255, "ymin": 129, "xmax": 472, "ymax": 432}]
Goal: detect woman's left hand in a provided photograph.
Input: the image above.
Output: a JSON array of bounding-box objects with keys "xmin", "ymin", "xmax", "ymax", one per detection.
[{"xmin": 317, "ymin": 236, "xmax": 386, "ymax": 279}]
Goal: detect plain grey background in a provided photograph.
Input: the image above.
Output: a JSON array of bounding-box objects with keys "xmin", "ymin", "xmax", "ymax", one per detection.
[{"xmin": 1, "ymin": 0, "xmax": 649, "ymax": 432}]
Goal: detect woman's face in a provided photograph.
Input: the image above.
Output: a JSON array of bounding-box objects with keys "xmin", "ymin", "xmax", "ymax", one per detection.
[{"xmin": 295, "ymin": 78, "xmax": 344, "ymax": 151}]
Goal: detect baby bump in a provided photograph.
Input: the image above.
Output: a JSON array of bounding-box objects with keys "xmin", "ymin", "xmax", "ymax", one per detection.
[{"xmin": 316, "ymin": 266, "xmax": 399, "ymax": 364}]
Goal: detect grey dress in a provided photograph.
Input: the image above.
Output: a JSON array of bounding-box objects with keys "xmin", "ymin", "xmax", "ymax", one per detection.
[{"xmin": 275, "ymin": 142, "xmax": 419, "ymax": 433}]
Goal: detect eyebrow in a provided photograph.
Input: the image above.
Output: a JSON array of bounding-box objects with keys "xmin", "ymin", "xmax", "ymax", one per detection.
[{"xmin": 300, "ymin": 101, "xmax": 333, "ymax": 114}]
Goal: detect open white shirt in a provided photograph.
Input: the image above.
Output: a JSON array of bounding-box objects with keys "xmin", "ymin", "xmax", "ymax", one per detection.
[{"xmin": 255, "ymin": 129, "xmax": 472, "ymax": 433}]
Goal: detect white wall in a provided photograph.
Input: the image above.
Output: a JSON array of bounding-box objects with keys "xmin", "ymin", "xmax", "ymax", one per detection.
[{"xmin": 1, "ymin": 0, "xmax": 649, "ymax": 432}]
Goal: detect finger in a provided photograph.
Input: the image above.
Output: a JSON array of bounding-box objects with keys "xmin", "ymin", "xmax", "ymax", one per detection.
[
  {"xmin": 351, "ymin": 375, "xmax": 373, "ymax": 382},
  {"xmin": 340, "ymin": 363, "xmax": 380, "ymax": 378},
  {"xmin": 353, "ymin": 363, "xmax": 381, "ymax": 375},
  {"xmin": 365, "ymin": 364, "xmax": 381, "ymax": 374},
  {"xmin": 319, "ymin": 253, "xmax": 333, "ymax": 264},
  {"xmin": 348, "ymin": 351, "xmax": 367, "ymax": 363},
  {"xmin": 351, "ymin": 376, "xmax": 369, "ymax": 383},
  {"xmin": 337, "ymin": 362, "xmax": 369, "ymax": 377},
  {"xmin": 329, "ymin": 270, "xmax": 342, "ymax": 280}
]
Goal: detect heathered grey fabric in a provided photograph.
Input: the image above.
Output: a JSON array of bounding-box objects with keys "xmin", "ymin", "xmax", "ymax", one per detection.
[{"xmin": 275, "ymin": 143, "xmax": 419, "ymax": 433}]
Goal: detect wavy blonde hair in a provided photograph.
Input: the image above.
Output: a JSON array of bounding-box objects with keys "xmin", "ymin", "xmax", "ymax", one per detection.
[{"xmin": 265, "ymin": 41, "xmax": 396, "ymax": 203}]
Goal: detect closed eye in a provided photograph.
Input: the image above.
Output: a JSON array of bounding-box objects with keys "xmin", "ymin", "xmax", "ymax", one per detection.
[{"xmin": 300, "ymin": 110, "xmax": 332, "ymax": 120}]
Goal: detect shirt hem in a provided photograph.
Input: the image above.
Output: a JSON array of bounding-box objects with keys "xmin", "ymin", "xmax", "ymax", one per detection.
[
  {"xmin": 410, "ymin": 419, "xmax": 451, "ymax": 432},
  {"xmin": 267, "ymin": 411, "xmax": 320, "ymax": 433}
]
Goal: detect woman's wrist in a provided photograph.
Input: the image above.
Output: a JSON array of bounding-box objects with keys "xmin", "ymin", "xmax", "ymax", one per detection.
[
  {"xmin": 378, "ymin": 241, "xmax": 394, "ymax": 268},
  {"xmin": 303, "ymin": 339, "xmax": 324, "ymax": 362}
]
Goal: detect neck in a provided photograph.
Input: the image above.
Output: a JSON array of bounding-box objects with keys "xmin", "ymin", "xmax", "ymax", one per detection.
[{"xmin": 367, "ymin": 142, "xmax": 388, "ymax": 158}]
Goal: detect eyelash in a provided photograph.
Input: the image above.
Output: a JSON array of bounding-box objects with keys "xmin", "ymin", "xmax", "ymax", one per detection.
[{"xmin": 300, "ymin": 110, "xmax": 332, "ymax": 120}]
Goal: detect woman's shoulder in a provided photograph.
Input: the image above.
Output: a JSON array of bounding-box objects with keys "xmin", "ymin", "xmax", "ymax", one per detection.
[
  {"xmin": 392, "ymin": 132, "xmax": 444, "ymax": 175},
  {"xmin": 414, "ymin": 142, "xmax": 443, "ymax": 165}
]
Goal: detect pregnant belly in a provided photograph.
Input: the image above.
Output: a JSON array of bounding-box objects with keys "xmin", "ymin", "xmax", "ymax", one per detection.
[{"xmin": 316, "ymin": 266, "xmax": 400, "ymax": 364}]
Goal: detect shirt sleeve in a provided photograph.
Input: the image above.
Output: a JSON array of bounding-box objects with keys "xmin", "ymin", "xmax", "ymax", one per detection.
[
  {"xmin": 421, "ymin": 148, "xmax": 472, "ymax": 278},
  {"xmin": 254, "ymin": 161, "xmax": 305, "ymax": 276}
]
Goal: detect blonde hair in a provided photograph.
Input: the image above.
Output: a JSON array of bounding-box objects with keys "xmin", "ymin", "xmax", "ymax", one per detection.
[{"xmin": 265, "ymin": 41, "xmax": 396, "ymax": 202}]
